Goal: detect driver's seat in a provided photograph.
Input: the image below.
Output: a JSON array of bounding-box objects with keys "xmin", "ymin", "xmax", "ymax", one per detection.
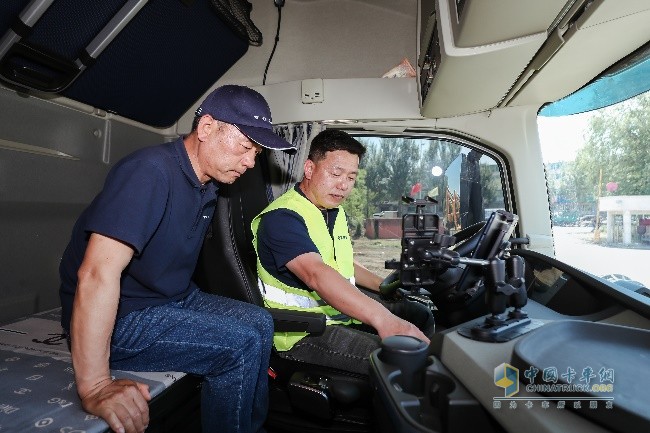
[{"xmin": 194, "ymin": 158, "xmax": 374, "ymax": 433}]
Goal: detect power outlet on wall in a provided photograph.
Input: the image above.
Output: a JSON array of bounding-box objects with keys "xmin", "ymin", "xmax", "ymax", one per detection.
[{"xmin": 301, "ymin": 79, "xmax": 324, "ymax": 104}]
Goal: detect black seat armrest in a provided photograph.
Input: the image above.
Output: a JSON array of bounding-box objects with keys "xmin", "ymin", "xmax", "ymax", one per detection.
[{"xmin": 267, "ymin": 308, "xmax": 326, "ymax": 334}]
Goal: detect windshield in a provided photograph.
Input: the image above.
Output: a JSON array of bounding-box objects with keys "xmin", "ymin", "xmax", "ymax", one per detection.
[
  {"xmin": 345, "ymin": 134, "xmax": 508, "ymax": 279},
  {"xmin": 538, "ymin": 90, "xmax": 650, "ymax": 290}
]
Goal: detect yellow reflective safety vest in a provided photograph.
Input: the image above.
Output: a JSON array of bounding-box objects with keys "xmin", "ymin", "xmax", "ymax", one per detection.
[{"xmin": 252, "ymin": 187, "xmax": 359, "ymax": 351}]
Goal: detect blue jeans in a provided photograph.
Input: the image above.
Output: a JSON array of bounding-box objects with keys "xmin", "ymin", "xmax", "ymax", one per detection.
[{"xmin": 109, "ymin": 289, "xmax": 273, "ymax": 433}]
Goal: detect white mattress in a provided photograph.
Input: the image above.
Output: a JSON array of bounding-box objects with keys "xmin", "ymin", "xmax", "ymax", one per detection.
[{"xmin": 0, "ymin": 308, "xmax": 185, "ymax": 432}]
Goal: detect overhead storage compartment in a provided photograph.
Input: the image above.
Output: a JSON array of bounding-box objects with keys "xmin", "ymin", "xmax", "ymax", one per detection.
[
  {"xmin": 419, "ymin": 0, "xmax": 567, "ymax": 118},
  {"xmin": 449, "ymin": 0, "xmax": 567, "ymax": 48},
  {"xmin": 418, "ymin": 0, "xmax": 650, "ymax": 118},
  {"xmin": 0, "ymin": 0, "xmax": 251, "ymax": 127},
  {"xmin": 504, "ymin": 0, "xmax": 650, "ymax": 107}
]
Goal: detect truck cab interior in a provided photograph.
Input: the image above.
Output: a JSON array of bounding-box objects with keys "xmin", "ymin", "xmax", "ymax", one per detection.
[{"xmin": 1, "ymin": 1, "xmax": 649, "ymax": 432}]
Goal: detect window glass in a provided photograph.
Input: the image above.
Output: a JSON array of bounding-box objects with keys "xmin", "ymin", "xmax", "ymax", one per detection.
[
  {"xmin": 538, "ymin": 90, "xmax": 650, "ymax": 289},
  {"xmin": 344, "ymin": 135, "xmax": 507, "ymax": 278}
]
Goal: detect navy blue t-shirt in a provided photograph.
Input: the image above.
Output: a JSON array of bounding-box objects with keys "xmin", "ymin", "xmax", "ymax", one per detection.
[
  {"xmin": 59, "ymin": 138, "xmax": 218, "ymax": 330},
  {"xmin": 256, "ymin": 185, "xmax": 338, "ymax": 290}
]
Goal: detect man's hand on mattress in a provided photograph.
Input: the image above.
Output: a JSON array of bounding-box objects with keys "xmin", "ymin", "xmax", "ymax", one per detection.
[{"xmin": 81, "ymin": 378, "xmax": 151, "ymax": 433}]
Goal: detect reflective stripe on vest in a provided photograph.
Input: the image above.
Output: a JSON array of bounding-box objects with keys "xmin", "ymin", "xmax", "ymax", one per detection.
[{"xmin": 258, "ymin": 279, "xmax": 355, "ymax": 323}]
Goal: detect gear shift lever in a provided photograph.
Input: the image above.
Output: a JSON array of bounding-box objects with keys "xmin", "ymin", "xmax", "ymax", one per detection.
[{"xmin": 378, "ymin": 335, "xmax": 428, "ymax": 394}]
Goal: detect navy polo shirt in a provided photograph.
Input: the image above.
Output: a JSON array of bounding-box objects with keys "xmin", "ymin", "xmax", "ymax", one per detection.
[
  {"xmin": 256, "ymin": 184, "xmax": 339, "ymax": 290},
  {"xmin": 59, "ymin": 138, "xmax": 218, "ymax": 330}
]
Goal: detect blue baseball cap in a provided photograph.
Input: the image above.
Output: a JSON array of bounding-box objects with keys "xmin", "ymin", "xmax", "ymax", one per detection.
[{"xmin": 195, "ymin": 85, "xmax": 296, "ymax": 153}]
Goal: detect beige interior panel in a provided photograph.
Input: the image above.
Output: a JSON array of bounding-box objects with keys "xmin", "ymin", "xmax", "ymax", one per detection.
[
  {"xmin": 448, "ymin": 0, "xmax": 567, "ymax": 47},
  {"xmin": 420, "ymin": 0, "xmax": 547, "ymax": 118},
  {"xmin": 509, "ymin": 6, "xmax": 650, "ymax": 106},
  {"xmin": 575, "ymin": 0, "xmax": 650, "ymax": 29}
]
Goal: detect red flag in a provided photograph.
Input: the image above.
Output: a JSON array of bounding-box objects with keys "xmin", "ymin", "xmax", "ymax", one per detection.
[{"xmin": 410, "ymin": 182, "xmax": 422, "ymax": 196}]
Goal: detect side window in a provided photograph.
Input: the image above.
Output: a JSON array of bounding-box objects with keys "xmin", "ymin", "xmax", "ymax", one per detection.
[
  {"xmin": 343, "ymin": 135, "xmax": 507, "ymax": 278},
  {"xmin": 538, "ymin": 90, "xmax": 650, "ymax": 289}
]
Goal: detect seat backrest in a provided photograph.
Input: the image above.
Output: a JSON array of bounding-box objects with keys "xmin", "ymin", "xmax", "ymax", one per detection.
[{"xmin": 194, "ymin": 158, "xmax": 272, "ymax": 305}]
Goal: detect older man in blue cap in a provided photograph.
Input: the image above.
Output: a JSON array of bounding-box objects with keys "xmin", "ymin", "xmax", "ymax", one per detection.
[{"xmin": 59, "ymin": 85, "xmax": 295, "ymax": 433}]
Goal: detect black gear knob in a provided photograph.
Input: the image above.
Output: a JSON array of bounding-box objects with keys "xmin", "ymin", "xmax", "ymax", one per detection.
[{"xmin": 378, "ymin": 335, "xmax": 428, "ymax": 394}]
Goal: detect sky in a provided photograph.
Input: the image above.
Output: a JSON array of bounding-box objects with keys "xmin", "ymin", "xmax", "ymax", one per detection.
[{"xmin": 537, "ymin": 112, "xmax": 594, "ymax": 163}]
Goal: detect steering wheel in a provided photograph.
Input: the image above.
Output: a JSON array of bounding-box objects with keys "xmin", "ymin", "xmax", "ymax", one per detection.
[
  {"xmin": 448, "ymin": 221, "xmax": 486, "ymax": 256},
  {"xmin": 378, "ymin": 221, "xmax": 487, "ymax": 299}
]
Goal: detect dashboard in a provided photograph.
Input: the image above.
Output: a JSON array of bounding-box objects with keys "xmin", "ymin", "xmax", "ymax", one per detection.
[{"xmin": 369, "ymin": 249, "xmax": 650, "ymax": 433}]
